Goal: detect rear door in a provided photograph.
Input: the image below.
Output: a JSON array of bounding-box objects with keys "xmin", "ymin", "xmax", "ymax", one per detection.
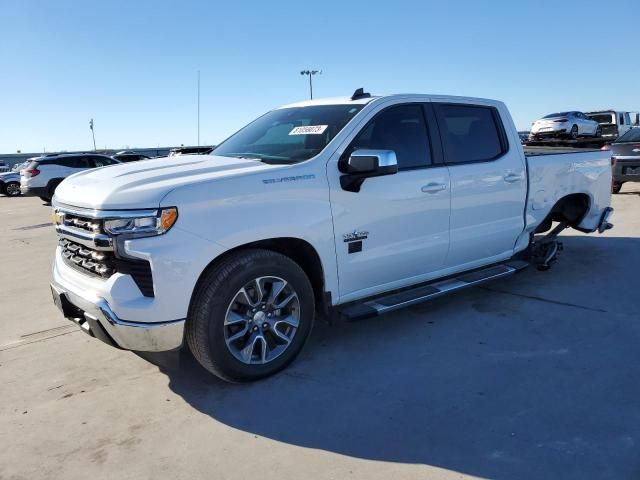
[
  {"xmin": 328, "ymin": 101, "xmax": 451, "ymax": 301},
  {"xmin": 433, "ymin": 101, "xmax": 527, "ymax": 270}
]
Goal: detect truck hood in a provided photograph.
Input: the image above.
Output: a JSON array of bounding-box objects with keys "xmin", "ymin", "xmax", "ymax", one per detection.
[{"xmin": 54, "ymin": 155, "xmax": 276, "ymax": 210}]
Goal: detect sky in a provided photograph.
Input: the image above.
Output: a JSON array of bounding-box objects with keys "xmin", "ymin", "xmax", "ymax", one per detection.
[{"xmin": 1, "ymin": 0, "xmax": 639, "ymax": 153}]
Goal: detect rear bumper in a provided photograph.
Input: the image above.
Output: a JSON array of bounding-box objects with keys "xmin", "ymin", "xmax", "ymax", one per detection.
[
  {"xmin": 50, "ymin": 281, "xmax": 185, "ymax": 351},
  {"xmin": 20, "ymin": 185, "xmax": 48, "ymax": 197},
  {"xmin": 612, "ymin": 156, "xmax": 640, "ymax": 182},
  {"xmin": 531, "ymin": 127, "xmax": 567, "ymax": 138}
]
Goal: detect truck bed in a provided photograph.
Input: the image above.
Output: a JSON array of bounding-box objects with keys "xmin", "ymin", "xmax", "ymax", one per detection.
[
  {"xmin": 524, "ymin": 146, "xmax": 602, "ymax": 156},
  {"xmin": 522, "ymin": 148, "xmax": 611, "ymax": 239}
]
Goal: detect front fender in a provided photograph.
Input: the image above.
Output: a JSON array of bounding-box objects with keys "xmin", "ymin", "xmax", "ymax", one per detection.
[{"xmin": 159, "ymin": 160, "xmax": 339, "ymax": 298}]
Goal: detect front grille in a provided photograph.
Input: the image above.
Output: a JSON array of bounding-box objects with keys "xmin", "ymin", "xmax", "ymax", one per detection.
[
  {"xmin": 62, "ymin": 212, "xmax": 103, "ymax": 234},
  {"xmin": 57, "ymin": 209, "xmax": 155, "ymax": 297},
  {"xmin": 60, "ymin": 238, "xmax": 115, "ymax": 277}
]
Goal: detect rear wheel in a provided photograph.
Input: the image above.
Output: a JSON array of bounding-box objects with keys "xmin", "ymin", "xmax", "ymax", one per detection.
[
  {"xmin": 570, "ymin": 124, "xmax": 579, "ymax": 139},
  {"xmin": 186, "ymin": 249, "xmax": 315, "ymax": 382},
  {"xmin": 612, "ymin": 181, "xmax": 623, "ymax": 194},
  {"xmin": 3, "ymin": 181, "xmax": 20, "ymax": 197}
]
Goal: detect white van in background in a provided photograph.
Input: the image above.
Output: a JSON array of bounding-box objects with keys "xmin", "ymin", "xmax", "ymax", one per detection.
[{"xmin": 586, "ymin": 110, "xmax": 633, "ymax": 139}]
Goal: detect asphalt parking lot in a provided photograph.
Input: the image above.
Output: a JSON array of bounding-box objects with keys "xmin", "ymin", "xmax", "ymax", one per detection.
[{"xmin": 1, "ymin": 186, "xmax": 639, "ymax": 480}]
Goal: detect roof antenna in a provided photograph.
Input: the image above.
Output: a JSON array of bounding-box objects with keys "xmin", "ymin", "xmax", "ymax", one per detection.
[{"xmin": 351, "ymin": 88, "xmax": 371, "ymax": 100}]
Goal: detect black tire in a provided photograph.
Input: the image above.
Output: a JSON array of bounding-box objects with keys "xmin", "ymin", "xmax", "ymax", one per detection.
[
  {"xmin": 612, "ymin": 181, "xmax": 623, "ymax": 194},
  {"xmin": 3, "ymin": 181, "xmax": 21, "ymax": 197},
  {"xmin": 594, "ymin": 125, "xmax": 602, "ymax": 138},
  {"xmin": 39, "ymin": 196, "xmax": 51, "ymax": 202},
  {"xmin": 570, "ymin": 124, "xmax": 579, "ymax": 139},
  {"xmin": 186, "ymin": 249, "xmax": 315, "ymax": 382},
  {"xmin": 47, "ymin": 179, "xmax": 62, "ymax": 200}
]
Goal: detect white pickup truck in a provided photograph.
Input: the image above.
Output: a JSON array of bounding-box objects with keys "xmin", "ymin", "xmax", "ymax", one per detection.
[{"xmin": 50, "ymin": 90, "xmax": 613, "ymax": 382}]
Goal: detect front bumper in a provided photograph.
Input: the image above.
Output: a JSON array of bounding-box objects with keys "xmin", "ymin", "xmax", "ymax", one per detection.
[{"xmin": 50, "ymin": 281, "xmax": 185, "ymax": 351}]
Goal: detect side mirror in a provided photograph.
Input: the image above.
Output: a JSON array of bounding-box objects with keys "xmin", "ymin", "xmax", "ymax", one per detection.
[{"xmin": 340, "ymin": 149, "xmax": 398, "ymax": 192}]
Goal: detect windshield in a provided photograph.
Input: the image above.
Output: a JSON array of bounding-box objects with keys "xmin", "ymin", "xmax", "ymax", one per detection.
[
  {"xmin": 616, "ymin": 128, "xmax": 640, "ymax": 143},
  {"xmin": 213, "ymin": 104, "xmax": 364, "ymax": 164},
  {"xmin": 588, "ymin": 113, "xmax": 615, "ymax": 124},
  {"xmin": 543, "ymin": 112, "xmax": 569, "ymax": 119}
]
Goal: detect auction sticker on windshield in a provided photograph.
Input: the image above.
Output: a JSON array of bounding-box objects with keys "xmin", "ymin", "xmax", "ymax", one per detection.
[{"xmin": 289, "ymin": 125, "xmax": 328, "ymax": 135}]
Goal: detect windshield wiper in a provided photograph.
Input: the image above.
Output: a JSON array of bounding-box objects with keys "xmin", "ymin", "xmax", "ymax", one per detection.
[{"xmin": 219, "ymin": 152, "xmax": 300, "ymax": 165}]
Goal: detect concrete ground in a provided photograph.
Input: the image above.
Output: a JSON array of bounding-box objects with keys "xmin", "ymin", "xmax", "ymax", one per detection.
[{"xmin": 1, "ymin": 185, "xmax": 639, "ymax": 480}]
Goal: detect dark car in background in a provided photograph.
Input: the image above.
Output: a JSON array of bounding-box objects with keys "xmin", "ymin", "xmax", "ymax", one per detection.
[
  {"xmin": 0, "ymin": 171, "xmax": 21, "ymax": 196},
  {"xmin": 603, "ymin": 128, "xmax": 640, "ymax": 193},
  {"xmin": 112, "ymin": 151, "xmax": 151, "ymax": 163}
]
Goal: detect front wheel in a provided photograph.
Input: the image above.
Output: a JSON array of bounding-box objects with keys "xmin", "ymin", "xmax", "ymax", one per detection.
[
  {"xmin": 186, "ymin": 249, "xmax": 315, "ymax": 382},
  {"xmin": 3, "ymin": 181, "xmax": 21, "ymax": 197}
]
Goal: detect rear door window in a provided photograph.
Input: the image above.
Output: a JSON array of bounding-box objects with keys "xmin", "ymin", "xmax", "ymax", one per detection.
[
  {"xmin": 72, "ymin": 157, "xmax": 92, "ymax": 168},
  {"xmin": 434, "ymin": 104, "xmax": 507, "ymax": 164},
  {"xmin": 91, "ymin": 156, "xmax": 116, "ymax": 167}
]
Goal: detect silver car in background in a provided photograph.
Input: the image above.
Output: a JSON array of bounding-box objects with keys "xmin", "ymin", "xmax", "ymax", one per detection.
[{"xmin": 531, "ymin": 111, "xmax": 601, "ymax": 140}]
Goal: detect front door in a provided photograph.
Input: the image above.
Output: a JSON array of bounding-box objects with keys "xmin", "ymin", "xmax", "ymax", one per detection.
[{"xmin": 328, "ymin": 102, "xmax": 451, "ymax": 302}]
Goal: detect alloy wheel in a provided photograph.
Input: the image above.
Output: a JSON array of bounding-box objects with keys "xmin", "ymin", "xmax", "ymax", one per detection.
[
  {"xmin": 5, "ymin": 183, "xmax": 20, "ymax": 197},
  {"xmin": 224, "ymin": 276, "xmax": 300, "ymax": 365}
]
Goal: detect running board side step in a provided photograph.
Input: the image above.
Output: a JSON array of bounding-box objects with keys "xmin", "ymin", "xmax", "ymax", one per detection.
[{"xmin": 339, "ymin": 261, "xmax": 529, "ymax": 321}]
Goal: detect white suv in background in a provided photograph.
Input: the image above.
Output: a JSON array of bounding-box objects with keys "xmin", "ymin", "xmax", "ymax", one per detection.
[{"xmin": 21, "ymin": 153, "xmax": 120, "ymax": 202}]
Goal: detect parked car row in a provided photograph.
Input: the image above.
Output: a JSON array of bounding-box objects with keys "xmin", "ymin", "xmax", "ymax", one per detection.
[{"xmin": 1, "ymin": 145, "xmax": 220, "ymax": 198}]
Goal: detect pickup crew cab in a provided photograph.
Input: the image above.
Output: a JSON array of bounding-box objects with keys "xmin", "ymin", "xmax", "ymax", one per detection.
[{"xmin": 50, "ymin": 91, "xmax": 614, "ymax": 382}]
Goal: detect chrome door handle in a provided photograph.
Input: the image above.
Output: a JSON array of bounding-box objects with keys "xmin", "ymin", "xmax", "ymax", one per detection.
[
  {"xmin": 421, "ymin": 182, "xmax": 447, "ymax": 194},
  {"xmin": 503, "ymin": 173, "xmax": 522, "ymax": 183}
]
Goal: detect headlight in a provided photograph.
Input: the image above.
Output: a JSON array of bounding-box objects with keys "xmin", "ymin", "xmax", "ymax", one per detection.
[{"xmin": 104, "ymin": 207, "xmax": 178, "ymax": 237}]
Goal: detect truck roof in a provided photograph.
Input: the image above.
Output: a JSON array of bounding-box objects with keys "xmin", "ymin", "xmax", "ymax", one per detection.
[{"xmin": 280, "ymin": 93, "xmax": 504, "ymax": 109}]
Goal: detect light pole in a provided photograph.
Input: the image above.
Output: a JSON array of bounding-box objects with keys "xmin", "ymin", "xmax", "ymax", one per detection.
[
  {"xmin": 197, "ymin": 70, "xmax": 200, "ymax": 146},
  {"xmin": 300, "ymin": 69, "xmax": 321, "ymax": 99},
  {"xmin": 89, "ymin": 118, "xmax": 96, "ymax": 151}
]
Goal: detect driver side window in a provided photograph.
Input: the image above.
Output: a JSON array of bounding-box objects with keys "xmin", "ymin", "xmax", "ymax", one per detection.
[{"xmin": 352, "ymin": 104, "xmax": 432, "ymax": 170}]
